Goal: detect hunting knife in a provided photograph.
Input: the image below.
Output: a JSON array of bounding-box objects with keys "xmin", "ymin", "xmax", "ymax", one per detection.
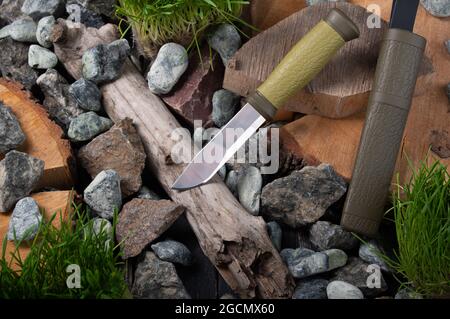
[
  {"xmin": 172, "ymin": 8, "xmax": 360, "ymax": 190},
  {"xmin": 341, "ymin": 0, "xmax": 426, "ymax": 237}
]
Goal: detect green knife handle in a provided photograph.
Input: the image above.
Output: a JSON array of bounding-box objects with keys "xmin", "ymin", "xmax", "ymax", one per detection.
[
  {"xmin": 249, "ymin": 9, "xmax": 359, "ymax": 119},
  {"xmin": 341, "ymin": 29, "xmax": 426, "ymax": 237}
]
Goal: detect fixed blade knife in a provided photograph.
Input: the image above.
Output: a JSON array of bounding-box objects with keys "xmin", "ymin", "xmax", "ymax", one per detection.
[
  {"xmin": 341, "ymin": 0, "xmax": 426, "ymax": 237},
  {"xmin": 172, "ymin": 8, "xmax": 360, "ymax": 190}
]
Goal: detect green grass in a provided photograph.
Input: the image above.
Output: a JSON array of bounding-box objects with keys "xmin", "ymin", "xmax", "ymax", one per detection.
[
  {"xmin": 116, "ymin": 0, "xmax": 250, "ymax": 57},
  {"xmin": 0, "ymin": 203, "xmax": 128, "ymax": 299},
  {"xmin": 382, "ymin": 159, "xmax": 450, "ymax": 298}
]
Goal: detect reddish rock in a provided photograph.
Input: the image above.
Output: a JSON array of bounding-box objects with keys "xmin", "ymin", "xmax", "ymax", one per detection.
[
  {"xmin": 162, "ymin": 47, "xmax": 224, "ymax": 127},
  {"xmin": 78, "ymin": 118, "xmax": 146, "ymax": 197},
  {"xmin": 116, "ymin": 199, "xmax": 185, "ymax": 259}
]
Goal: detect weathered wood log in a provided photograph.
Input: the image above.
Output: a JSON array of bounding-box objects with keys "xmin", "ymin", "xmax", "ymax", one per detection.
[
  {"xmin": 224, "ymin": 2, "xmax": 389, "ymax": 119},
  {"xmin": 0, "ymin": 79, "xmax": 74, "ymax": 190},
  {"xmin": 53, "ymin": 21, "xmax": 294, "ymax": 299},
  {"xmin": 282, "ymin": 1, "xmax": 450, "ymax": 185},
  {"xmin": 0, "ymin": 191, "xmax": 74, "ymax": 271}
]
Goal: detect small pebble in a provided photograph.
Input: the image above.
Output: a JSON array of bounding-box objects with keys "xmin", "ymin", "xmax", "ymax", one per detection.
[
  {"xmin": 0, "ymin": 102, "xmax": 26, "ymax": 154},
  {"xmin": 267, "ymin": 221, "xmax": 282, "ymax": 251},
  {"xmin": 151, "ymin": 240, "xmax": 193, "ymax": 266},
  {"xmin": 66, "ymin": 3, "xmax": 104, "ymax": 29},
  {"xmin": 218, "ymin": 165, "xmax": 227, "ymax": 181},
  {"xmin": 68, "ymin": 112, "xmax": 113, "ymax": 142},
  {"xmin": 420, "ymin": 0, "xmax": 450, "ymax": 17},
  {"xmin": 225, "ymin": 169, "xmax": 239, "ymax": 196},
  {"xmin": 21, "ymin": 0, "xmax": 65, "ymax": 20},
  {"xmin": 446, "ymin": 83, "xmax": 450, "ymax": 103},
  {"xmin": 212, "ymin": 89, "xmax": 240, "ymax": 127},
  {"xmin": 4, "ymin": 17, "xmax": 37, "ymax": 43},
  {"xmin": 82, "ymin": 39, "xmax": 130, "ymax": 83},
  {"xmin": 69, "ymin": 78, "xmax": 102, "ymax": 111},
  {"xmin": 359, "ymin": 240, "xmax": 390, "ymax": 272},
  {"xmin": 293, "ymin": 278, "xmax": 329, "ymax": 299},
  {"xmin": 327, "ymin": 281, "xmax": 364, "ymax": 299},
  {"xmin": 237, "ymin": 166, "xmax": 262, "ymax": 215},
  {"xmin": 147, "ymin": 43, "xmax": 188, "ymax": 95},
  {"xmin": 36, "ymin": 15, "xmax": 55, "ymax": 48},
  {"xmin": 395, "ymin": 288, "xmax": 423, "ymax": 299},
  {"xmin": 7, "ymin": 197, "xmax": 42, "ymax": 242},
  {"xmin": 208, "ymin": 24, "xmax": 241, "ymax": 66},
  {"xmin": 445, "ymin": 40, "xmax": 450, "ymax": 54},
  {"xmin": 309, "ymin": 221, "xmax": 359, "ymax": 251},
  {"xmin": 28, "ymin": 44, "xmax": 58, "ymax": 69},
  {"xmin": 84, "ymin": 169, "xmax": 122, "ymax": 220},
  {"xmin": 137, "ymin": 186, "xmax": 160, "ymax": 200}
]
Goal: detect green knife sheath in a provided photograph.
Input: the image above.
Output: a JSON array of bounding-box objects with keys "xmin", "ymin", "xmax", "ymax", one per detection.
[{"xmin": 341, "ymin": 29, "xmax": 426, "ymax": 237}]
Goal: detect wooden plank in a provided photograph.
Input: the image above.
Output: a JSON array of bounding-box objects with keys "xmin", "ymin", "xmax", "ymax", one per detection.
[
  {"xmin": 224, "ymin": 2, "xmax": 389, "ymax": 119},
  {"xmin": 0, "ymin": 191, "xmax": 74, "ymax": 271},
  {"xmin": 53, "ymin": 20, "xmax": 294, "ymax": 299},
  {"xmin": 282, "ymin": 1, "xmax": 450, "ymax": 185},
  {"xmin": 0, "ymin": 79, "xmax": 74, "ymax": 190},
  {"xmin": 250, "ymin": 0, "xmax": 306, "ymax": 32}
]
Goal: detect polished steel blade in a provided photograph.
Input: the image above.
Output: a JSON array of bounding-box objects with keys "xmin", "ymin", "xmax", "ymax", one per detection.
[{"xmin": 172, "ymin": 103, "xmax": 266, "ymax": 190}]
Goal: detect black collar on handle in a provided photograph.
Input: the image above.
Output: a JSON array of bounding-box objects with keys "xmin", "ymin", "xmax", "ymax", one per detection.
[{"xmin": 389, "ymin": 0, "xmax": 420, "ymax": 31}]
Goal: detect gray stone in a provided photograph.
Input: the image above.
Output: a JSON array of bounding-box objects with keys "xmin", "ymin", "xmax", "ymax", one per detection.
[
  {"xmin": 207, "ymin": 24, "xmax": 241, "ymax": 66},
  {"xmin": 0, "ymin": 151, "xmax": 44, "ymax": 212},
  {"xmin": 132, "ymin": 251, "xmax": 190, "ymax": 299},
  {"xmin": 218, "ymin": 165, "xmax": 227, "ymax": 180},
  {"xmin": 395, "ymin": 288, "xmax": 423, "ymax": 299},
  {"xmin": 327, "ymin": 281, "xmax": 364, "ymax": 299},
  {"xmin": 310, "ymin": 221, "xmax": 359, "ymax": 251},
  {"xmin": 91, "ymin": 217, "xmax": 113, "ymax": 238},
  {"xmin": 137, "ymin": 186, "xmax": 161, "ymax": 200},
  {"xmin": 261, "ymin": 164, "xmax": 347, "ymax": 227},
  {"xmin": 7, "ymin": 197, "xmax": 42, "ymax": 241},
  {"xmin": 21, "ymin": 0, "xmax": 65, "ymax": 20},
  {"xmin": 211, "ymin": 89, "xmax": 240, "ymax": 127},
  {"xmin": 307, "ymin": 0, "xmax": 347, "ymax": 6},
  {"xmin": 237, "ymin": 166, "xmax": 262, "ymax": 215},
  {"xmin": 225, "ymin": 169, "xmax": 239, "ymax": 196},
  {"xmin": 37, "ymin": 69, "xmax": 84, "ymax": 129},
  {"xmin": 151, "ymin": 240, "xmax": 193, "ymax": 266},
  {"xmin": 359, "ymin": 240, "xmax": 390, "ymax": 272},
  {"xmin": 84, "ymin": 169, "xmax": 122, "ymax": 220},
  {"xmin": 66, "ymin": 3, "xmax": 104, "ymax": 29},
  {"xmin": 69, "ymin": 78, "xmax": 102, "ymax": 111},
  {"xmin": 281, "ymin": 247, "xmax": 347, "ymax": 279},
  {"xmin": 267, "ymin": 221, "xmax": 282, "ymax": 251},
  {"xmin": 68, "ymin": 111, "xmax": 112, "ymax": 142},
  {"xmin": 82, "ymin": 39, "xmax": 130, "ymax": 84},
  {"xmin": 324, "ymin": 248, "xmax": 348, "ymax": 271},
  {"xmin": 420, "ymin": 0, "xmax": 450, "ymax": 17},
  {"xmin": 0, "ymin": 0, "xmax": 26, "ymax": 24},
  {"xmin": 67, "ymin": 0, "xmax": 116, "ymax": 17},
  {"xmin": 0, "ymin": 102, "xmax": 26, "ymax": 154},
  {"xmin": 147, "ymin": 43, "xmax": 188, "ymax": 95},
  {"xmin": 0, "ymin": 24, "xmax": 11, "ymax": 38},
  {"xmin": 0, "ymin": 38, "xmax": 39, "ymax": 90},
  {"xmin": 36, "ymin": 15, "xmax": 55, "ymax": 48},
  {"xmin": 293, "ymin": 278, "xmax": 329, "ymax": 299},
  {"xmin": 4, "ymin": 17, "xmax": 37, "ymax": 43},
  {"xmin": 445, "ymin": 40, "xmax": 450, "ymax": 54},
  {"xmin": 28, "ymin": 44, "xmax": 58, "ymax": 69},
  {"xmin": 331, "ymin": 257, "xmax": 388, "ymax": 298}
]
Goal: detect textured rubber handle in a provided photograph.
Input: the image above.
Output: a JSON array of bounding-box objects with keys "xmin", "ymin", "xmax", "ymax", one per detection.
[
  {"xmin": 341, "ymin": 29, "xmax": 426, "ymax": 237},
  {"xmin": 255, "ymin": 9, "xmax": 359, "ymax": 113}
]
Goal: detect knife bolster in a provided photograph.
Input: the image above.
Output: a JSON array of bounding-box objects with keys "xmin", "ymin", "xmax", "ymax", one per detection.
[{"xmin": 247, "ymin": 91, "xmax": 277, "ymax": 120}]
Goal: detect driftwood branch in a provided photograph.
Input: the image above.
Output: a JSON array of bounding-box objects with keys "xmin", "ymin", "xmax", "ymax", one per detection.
[{"xmin": 53, "ymin": 20, "xmax": 294, "ymax": 299}]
